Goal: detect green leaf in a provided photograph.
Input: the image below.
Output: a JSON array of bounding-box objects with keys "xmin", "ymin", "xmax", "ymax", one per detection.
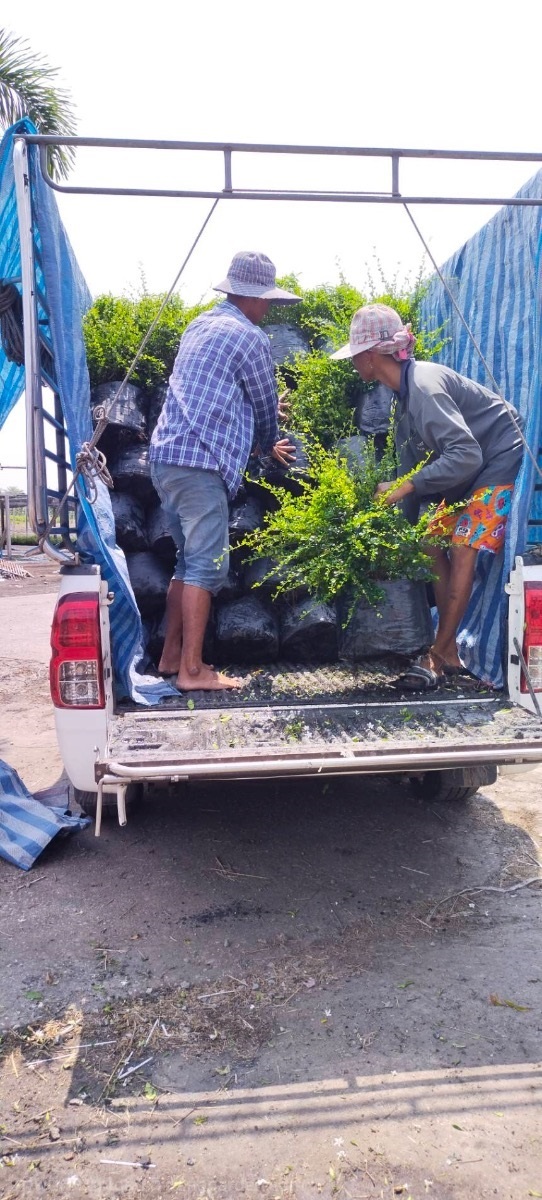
[
  {"xmin": 24, "ymin": 990, "xmax": 43, "ymax": 1001},
  {"xmin": 186, "ymin": 699, "xmax": 195, "ymax": 711}
]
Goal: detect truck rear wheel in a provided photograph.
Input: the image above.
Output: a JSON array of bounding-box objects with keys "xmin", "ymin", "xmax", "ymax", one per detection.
[
  {"xmin": 409, "ymin": 764, "xmax": 497, "ymax": 803},
  {"xmin": 73, "ymin": 784, "xmax": 142, "ymax": 819}
]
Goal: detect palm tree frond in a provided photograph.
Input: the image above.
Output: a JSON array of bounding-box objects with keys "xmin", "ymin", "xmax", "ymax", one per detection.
[{"xmin": 0, "ymin": 27, "xmax": 77, "ymax": 180}]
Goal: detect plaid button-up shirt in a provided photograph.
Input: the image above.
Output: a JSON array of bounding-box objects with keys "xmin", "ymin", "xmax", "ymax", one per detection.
[{"xmin": 149, "ymin": 300, "xmax": 279, "ymax": 498}]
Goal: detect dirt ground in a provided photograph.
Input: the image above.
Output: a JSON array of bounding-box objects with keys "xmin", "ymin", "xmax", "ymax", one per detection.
[{"xmin": 0, "ymin": 560, "xmax": 541, "ymax": 1200}]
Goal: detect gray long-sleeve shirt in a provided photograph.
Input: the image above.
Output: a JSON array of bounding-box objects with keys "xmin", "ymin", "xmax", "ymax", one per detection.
[{"xmin": 396, "ymin": 360, "xmax": 524, "ymax": 504}]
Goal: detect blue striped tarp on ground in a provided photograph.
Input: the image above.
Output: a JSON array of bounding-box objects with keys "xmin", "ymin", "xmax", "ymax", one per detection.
[
  {"xmin": 0, "ymin": 759, "xmax": 90, "ymax": 871},
  {"xmin": 420, "ymin": 169, "xmax": 542, "ymax": 687}
]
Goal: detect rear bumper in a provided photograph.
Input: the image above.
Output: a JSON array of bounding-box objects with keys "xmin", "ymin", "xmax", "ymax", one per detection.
[{"xmin": 95, "ymin": 738, "xmax": 542, "ymax": 786}]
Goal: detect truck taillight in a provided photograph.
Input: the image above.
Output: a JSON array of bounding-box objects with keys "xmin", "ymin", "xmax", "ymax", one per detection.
[
  {"xmin": 521, "ymin": 582, "xmax": 542, "ymax": 692},
  {"xmin": 50, "ymin": 593, "xmax": 105, "ymax": 708}
]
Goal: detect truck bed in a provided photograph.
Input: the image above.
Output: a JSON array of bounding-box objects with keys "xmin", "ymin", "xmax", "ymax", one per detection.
[{"xmin": 99, "ymin": 660, "xmax": 542, "ymax": 783}]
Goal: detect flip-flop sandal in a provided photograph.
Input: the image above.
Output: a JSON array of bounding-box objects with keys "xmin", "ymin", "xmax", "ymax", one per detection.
[{"xmin": 392, "ymin": 662, "xmax": 442, "ymax": 692}]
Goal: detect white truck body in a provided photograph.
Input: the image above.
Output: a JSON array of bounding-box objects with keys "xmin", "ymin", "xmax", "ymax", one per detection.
[{"xmin": 47, "ymin": 554, "xmax": 542, "ymax": 835}]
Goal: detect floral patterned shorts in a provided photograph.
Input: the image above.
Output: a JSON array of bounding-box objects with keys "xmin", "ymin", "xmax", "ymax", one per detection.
[{"xmin": 426, "ymin": 484, "xmax": 514, "ymax": 554}]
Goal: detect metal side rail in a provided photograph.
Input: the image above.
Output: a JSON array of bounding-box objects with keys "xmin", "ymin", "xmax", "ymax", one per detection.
[
  {"xmin": 24, "ymin": 135, "xmax": 542, "ymax": 207},
  {"xmin": 13, "ymin": 137, "xmax": 77, "ymax": 563}
]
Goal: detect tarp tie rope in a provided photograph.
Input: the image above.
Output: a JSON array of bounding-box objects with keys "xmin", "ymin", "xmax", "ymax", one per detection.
[
  {"xmin": 403, "ymin": 202, "xmax": 542, "ymax": 484},
  {"xmin": 0, "ymin": 279, "xmax": 24, "ymax": 365},
  {"xmin": 39, "ymin": 198, "xmax": 220, "ymax": 547},
  {"xmin": 75, "ymin": 439, "xmax": 113, "ymax": 503}
]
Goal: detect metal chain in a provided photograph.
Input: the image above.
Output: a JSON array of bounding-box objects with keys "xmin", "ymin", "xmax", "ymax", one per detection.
[
  {"xmin": 40, "ymin": 198, "xmax": 220, "ymax": 546},
  {"xmin": 403, "ymin": 202, "xmax": 542, "ymax": 483}
]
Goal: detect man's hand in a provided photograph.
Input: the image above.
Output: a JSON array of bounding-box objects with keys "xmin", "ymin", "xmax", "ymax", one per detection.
[
  {"xmin": 277, "ymin": 389, "xmax": 291, "ymax": 421},
  {"xmin": 375, "ymin": 479, "xmax": 416, "ymax": 505},
  {"xmin": 272, "ymin": 437, "xmax": 297, "ymax": 466}
]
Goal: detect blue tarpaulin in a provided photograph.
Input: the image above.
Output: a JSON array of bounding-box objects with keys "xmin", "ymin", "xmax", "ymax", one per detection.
[
  {"xmin": 0, "ymin": 120, "xmax": 172, "ymax": 705},
  {"xmin": 420, "ymin": 171, "xmax": 542, "ymax": 686},
  {"xmin": 0, "ymin": 761, "xmax": 90, "ymax": 870}
]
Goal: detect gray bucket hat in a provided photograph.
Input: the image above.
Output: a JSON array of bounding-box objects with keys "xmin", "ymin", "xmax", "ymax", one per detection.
[{"xmin": 214, "ymin": 251, "xmax": 301, "ymax": 304}]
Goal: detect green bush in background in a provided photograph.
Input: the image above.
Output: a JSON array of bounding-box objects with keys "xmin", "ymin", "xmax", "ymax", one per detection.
[
  {"xmin": 280, "ymin": 352, "xmax": 359, "ymax": 448},
  {"xmin": 263, "ymin": 275, "xmax": 364, "ymax": 346},
  {"xmin": 83, "ymin": 293, "xmax": 212, "ymax": 392},
  {"xmin": 82, "ymin": 272, "xmax": 447, "ymax": 446},
  {"xmin": 268, "ymin": 274, "xmax": 447, "ymax": 446}
]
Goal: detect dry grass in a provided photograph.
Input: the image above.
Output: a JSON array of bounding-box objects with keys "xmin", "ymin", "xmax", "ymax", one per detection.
[{"xmin": 0, "ymin": 900, "xmax": 433, "ymax": 1112}]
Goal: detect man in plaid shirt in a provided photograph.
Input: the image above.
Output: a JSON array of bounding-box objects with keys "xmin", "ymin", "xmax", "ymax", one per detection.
[{"xmin": 150, "ymin": 250, "xmax": 300, "ymax": 691}]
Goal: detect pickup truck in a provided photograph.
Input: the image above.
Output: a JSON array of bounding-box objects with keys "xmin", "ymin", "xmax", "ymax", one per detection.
[{"xmin": 6, "ymin": 127, "xmax": 542, "ymax": 831}]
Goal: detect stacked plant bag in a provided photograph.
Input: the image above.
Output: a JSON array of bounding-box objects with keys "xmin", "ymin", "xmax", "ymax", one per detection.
[
  {"xmin": 149, "ymin": 608, "xmax": 215, "ymax": 667},
  {"xmin": 352, "ymin": 382, "xmax": 395, "ymax": 461},
  {"xmin": 125, "ymin": 550, "xmax": 171, "ymax": 618},
  {"xmin": 215, "ymin": 597, "xmax": 280, "ymax": 664},
  {"xmin": 353, "ymin": 382, "xmax": 394, "ymax": 440},
  {"xmin": 280, "ymin": 598, "xmax": 338, "ymax": 663},
  {"xmin": 92, "ymin": 381, "xmax": 161, "ymax": 620},
  {"xmin": 147, "ymin": 384, "xmax": 169, "ymax": 437},
  {"xmin": 264, "ymin": 324, "xmax": 309, "ymax": 386},
  {"xmin": 337, "ymin": 583, "xmax": 434, "ymax": 661},
  {"xmin": 146, "ymin": 502, "xmax": 176, "ymax": 563},
  {"xmin": 108, "ymin": 443, "xmax": 157, "ymax": 505},
  {"xmin": 109, "ymin": 491, "xmax": 147, "ymax": 552},
  {"xmin": 91, "ymin": 381, "xmax": 149, "ymax": 442}
]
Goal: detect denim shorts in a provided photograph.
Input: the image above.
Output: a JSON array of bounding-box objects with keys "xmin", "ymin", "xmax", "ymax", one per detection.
[{"xmin": 150, "ymin": 463, "xmax": 230, "ymax": 594}]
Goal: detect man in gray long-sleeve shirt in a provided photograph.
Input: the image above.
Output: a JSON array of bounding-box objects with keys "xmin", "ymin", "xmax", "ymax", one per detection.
[{"xmin": 331, "ymin": 304, "xmax": 524, "ymax": 689}]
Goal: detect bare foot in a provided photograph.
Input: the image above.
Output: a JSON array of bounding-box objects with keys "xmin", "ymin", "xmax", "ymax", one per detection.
[
  {"xmin": 158, "ymin": 660, "xmax": 180, "ymax": 676},
  {"xmin": 159, "ymin": 658, "xmax": 214, "ymax": 676},
  {"xmin": 176, "ymin": 664, "xmax": 243, "ymax": 691}
]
